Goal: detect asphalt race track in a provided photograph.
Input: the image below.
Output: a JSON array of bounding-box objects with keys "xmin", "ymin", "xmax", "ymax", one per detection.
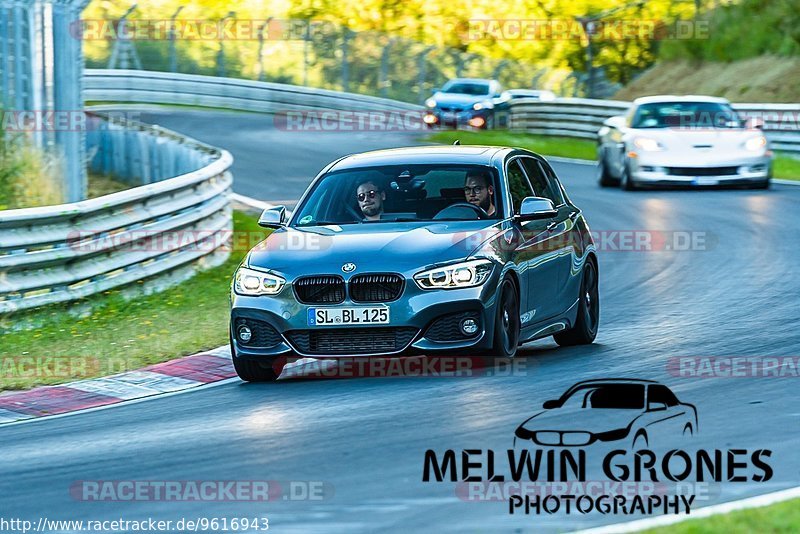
[{"xmin": 2, "ymin": 109, "xmax": 799, "ymax": 532}]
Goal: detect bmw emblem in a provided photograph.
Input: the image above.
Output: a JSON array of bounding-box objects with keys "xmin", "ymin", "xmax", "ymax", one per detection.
[{"xmin": 342, "ymin": 262, "xmax": 356, "ymax": 273}]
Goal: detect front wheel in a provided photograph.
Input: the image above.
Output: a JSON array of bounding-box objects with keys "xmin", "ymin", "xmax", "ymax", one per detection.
[
  {"xmin": 554, "ymin": 260, "xmax": 599, "ymax": 346},
  {"xmin": 620, "ymin": 161, "xmax": 637, "ymax": 191},
  {"xmin": 230, "ymin": 336, "xmax": 284, "ymax": 382},
  {"xmin": 597, "ymin": 149, "xmax": 617, "ymax": 187},
  {"xmin": 490, "ymin": 278, "xmax": 521, "ymax": 358}
]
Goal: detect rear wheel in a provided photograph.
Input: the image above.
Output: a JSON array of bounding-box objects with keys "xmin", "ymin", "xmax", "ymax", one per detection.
[
  {"xmin": 230, "ymin": 335, "xmax": 283, "ymax": 382},
  {"xmin": 490, "ymin": 278, "xmax": 521, "ymax": 358},
  {"xmin": 554, "ymin": 260, "xmax": 599, "ymax": 346}
]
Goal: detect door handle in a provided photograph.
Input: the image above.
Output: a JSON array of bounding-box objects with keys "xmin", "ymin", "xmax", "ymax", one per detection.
[
  {"xmin": 568, "ymin": 211, "xmax": 579, "ymax": 222},
  {"xmin": 546, "ymin": 221, "xmax": 558, "ymax": 232}
]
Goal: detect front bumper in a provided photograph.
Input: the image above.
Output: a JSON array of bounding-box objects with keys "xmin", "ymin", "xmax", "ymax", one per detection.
[
  {"xmin": 629, "ymin": 154, "xmax": 772, "ymax": 186},
  {"xmin": 230, "ymin": 270, "xmax": 502, "ymax": 360},
  {"xmin": 424, "ymin": 108, "xmax": 490, "ymax": 128}
]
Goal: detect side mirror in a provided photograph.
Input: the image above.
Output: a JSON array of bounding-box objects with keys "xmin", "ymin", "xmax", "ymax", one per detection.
[
  {"xmin": 647, "ymin": 401, "xmax": 667, "ymax": 412},
  {"xmin": 542, "ymin": 400, "xmax": 560, "ymax": 409},
  {"xmin": 517, "ymin": 196, "xmax": 557, "ymax": 221},
  {"xmin": 603, "ymin": 115, "xmax": 627, "ymax": 129},
  {"xmin": 258, "ymin": 205, "xmax": 287, "ymax": 229},
  {"xmin": 745, "ymin": 116, "xmax": 765, "ymax": 130}
]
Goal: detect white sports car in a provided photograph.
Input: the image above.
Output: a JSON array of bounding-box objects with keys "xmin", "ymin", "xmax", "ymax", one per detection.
[{"xmin": 597, "ymin": 95, "xmax": 772, "ymax": 190}]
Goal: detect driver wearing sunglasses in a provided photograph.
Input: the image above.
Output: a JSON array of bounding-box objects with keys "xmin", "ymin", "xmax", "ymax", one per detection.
[
  {"xmin": 356, "ymin": 180, "xmax": 386, "ymax": 221},
  {"xmin": 463, "ymin": 170, "xmax": 495, "ymax": 216}
]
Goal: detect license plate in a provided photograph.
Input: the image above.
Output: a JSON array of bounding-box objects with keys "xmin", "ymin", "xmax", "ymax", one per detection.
[
  {"xmin": 693, "ymin": 177, "xmax": 719, "ymax": 185},
  {"xmin": 308, "ymin": 307, "xmax": 389, "ymax": 326},
  {"xmin": 442, "ymin": 112, "xmax": 455, "ymax": 121}
]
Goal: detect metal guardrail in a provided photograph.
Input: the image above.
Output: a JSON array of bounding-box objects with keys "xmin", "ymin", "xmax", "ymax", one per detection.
[
  {"xmin": 0, "ymin": 112, "xmax": 233, "ymax": 314},
  {"xmin": 509, "ymin": 98, "xmax": 800, "ymax": 153},
  {"xmin": 84, "ymin": 69, "xmax": 424, "ymax": 113}
]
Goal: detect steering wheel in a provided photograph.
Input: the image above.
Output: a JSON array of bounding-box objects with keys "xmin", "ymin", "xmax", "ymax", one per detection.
[
  {"xmin": 433, "ymin": 202, "xmax": 489, "ymax": 220},
  {"xmin": 345, "ymin": 203, "xmax": 365, "ymax": 223}
]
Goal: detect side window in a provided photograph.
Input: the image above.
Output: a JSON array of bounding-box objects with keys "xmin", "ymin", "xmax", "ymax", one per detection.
[
  {"xmin": 505, "ymin": 160, "xmax": 534, "ymax": 215},
  {"xmin": 648, "ymin": 385, "xmax": 679, "ymax": 407},
  {"xmin": 539, "ymin": 160, "xmax": 566, "ymax": 205},
  {"xmin": 519, "ymin": 158, "xmax": 560, "ymax": 204}
]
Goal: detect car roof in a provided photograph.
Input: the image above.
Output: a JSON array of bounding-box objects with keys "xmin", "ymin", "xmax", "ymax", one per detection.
[
  {"xmin": 633, "ymin": 94, "xmax": 730, "ymax": 105},
  {"xmin": 444, "ymin": 77, "xmax": 497, "ymax": 85},
  {"xmin": 329, "ymin": 145, "xmax": 510, "ymax": 171},
  {"xmin": 566, "ymin": 378, "xmax": 659, "ymax": 389}
]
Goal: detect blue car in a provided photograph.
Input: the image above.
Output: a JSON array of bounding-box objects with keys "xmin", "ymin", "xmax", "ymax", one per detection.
[
  {"xmin": 423, "ymin": 78, "xmax": 512, "ymax": 129},
  {"xmin": 229, "ymin": 145, "xmax": 599, "ymax": 381}
]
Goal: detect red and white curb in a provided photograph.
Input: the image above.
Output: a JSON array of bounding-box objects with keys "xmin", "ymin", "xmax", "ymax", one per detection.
[{"xmin": 0, "ymin": 346, "xmax": 236, "ymax": 425}]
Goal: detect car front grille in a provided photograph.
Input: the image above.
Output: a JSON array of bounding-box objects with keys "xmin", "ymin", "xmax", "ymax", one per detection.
[
  {"xmin": 294, "ymin": 275, "xmax": 345, "ymax": 304},
  {"xmin": 424, "ymin": 311, "xmax": 482, "ymax": 342},
  {"xmin": 233, "ymin": 318, "xmax": 282, "ymax": 348},
  {"xmin": 667, "ymin": 166, "xmax": 739, "ymax": 176},
  {"xmin": 349, "ymin": 274, "xmax": 404, "ymax": 303},
  {"xmin": 286, "ymin": 327, "xmax": 418, "ymax": 355}
]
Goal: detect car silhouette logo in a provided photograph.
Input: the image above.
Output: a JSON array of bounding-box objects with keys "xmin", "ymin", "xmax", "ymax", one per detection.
[
  {"xmin": 514, "ymin": 379, "xmax": 698, "ymax": 449},
  {"xmin": 342, "ymin": 263, "xmax": 356, "ymax": 273}
]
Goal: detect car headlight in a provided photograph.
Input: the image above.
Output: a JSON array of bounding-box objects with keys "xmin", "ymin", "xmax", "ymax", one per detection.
[
  {"xmin": 425, "ymin": 98, "xmax": 437, "ymax": 108},
  {"xmin": 743, "ymin": 135, "xmax": 767, "ymax": 152},
  {"xmin": 234, "ymin": 267, "xmax": 285, "ymax": 296},
  {"xmin": 414, "ymin": 259, "xmax": 493, "ymax": 290},
  {"xmin": 473, "ymin": 101, "xmax": 493, "ymax": 111},
  {"xmin": 633, "ymin": 137, "xmax": 664, "ymax": 152}
]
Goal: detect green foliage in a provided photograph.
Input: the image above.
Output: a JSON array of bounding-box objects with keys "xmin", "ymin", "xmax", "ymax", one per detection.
[
  {"xmin": 0, "ymin": 132, "xmax": 64, "ymax": 210},
  {"xmin": 81, "ymin": 0, "xmax": 700, "ymax": 98},
  {"xmin": 660, "ymin": 0, "xmax": 800, "ymax": 61}
]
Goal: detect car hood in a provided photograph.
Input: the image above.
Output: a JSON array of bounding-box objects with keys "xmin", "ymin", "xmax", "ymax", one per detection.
[
  {"xmin": 628, "ymin": 127, "xmax": 763, "ymax": 152},
  {"xmin": 432, "ymin": 92, "xmax": 490, "ymax": 107},
  {"xmin": 518, "ymin": 408, "xmax": 642, "ymax": 434},
  {"xmin": 247, "ymin": 220, "xmax": 503, "ymax": 276}
]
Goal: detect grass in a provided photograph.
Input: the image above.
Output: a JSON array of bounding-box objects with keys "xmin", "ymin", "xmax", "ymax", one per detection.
[
  {"xmin": 614, "ymin": 57, "xmax": 800, "ymax": 104},
  {"xmin": 427, "ymin": 130, "xmax": 800, "ymax": 181},
  {"xmin": 87, "ymin": 172, "xmax": 134, "ymax": 198},
  {"xmin": 643, "ymin": 498, "xmax": 800, "ymax": 534},
  {"xmin": 0, "ymin": 133, "xmax": 64, "ymax": 210},
  {"xmin": 0, "ymin": 211, "xmax": 267, "ymax": 391},
  {"xmin": 427, "ymin": 130, "xmax": 597, "ymax": 161}
]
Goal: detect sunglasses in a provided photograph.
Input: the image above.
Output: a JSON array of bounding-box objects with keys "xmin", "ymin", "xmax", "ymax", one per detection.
[
  {"xmin": 357, "ymin": 190, "xmax": 379, "ymax": 202},
  {"xmin": 463, "ymin": 186, "xmax": 485, "ymax": 195}
]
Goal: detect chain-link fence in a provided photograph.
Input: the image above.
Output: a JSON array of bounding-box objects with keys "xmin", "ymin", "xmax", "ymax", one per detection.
[{"xmin": 81, "ymin": 16, "xmax": 613, "ymax": 103}]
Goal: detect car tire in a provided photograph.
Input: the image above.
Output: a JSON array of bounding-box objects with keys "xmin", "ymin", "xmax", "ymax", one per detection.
[
  {"xmin": 489, "ymin": 277, "xmax": 521, "ymax": 358},
  {"xmin": 620, "ymin": 161, "xmax": 637, "ymax": 191},
  {"xmin": 597, "ymin": 150, "xmax": 617, "ymax": 187},
  {"xmin": 230, "ymin": 335, "xmax": 283, "ymax": 382},
  {"xmin": 753, "ymin": 179, "xmax": 770, "ymax": 190},
  {"xmin": 554, "ymin": 259, "xmax": 599, "ymax": 347}
]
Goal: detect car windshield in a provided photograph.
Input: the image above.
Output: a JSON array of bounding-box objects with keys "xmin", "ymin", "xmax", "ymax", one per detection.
[
  {"xmin": 441, "ymin": 82, "xmax": 491, "ymax": 96},
  {"xmin": 559, "ymin": 384, "xmax": 645, "ymax": 409},
  {"xmin": 632, "ymin": 102, "xmax": 742, "ymax": 129},
  {"xmin": 292, "ymin": 164, "xmax": 501, "ymax": 226}
]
